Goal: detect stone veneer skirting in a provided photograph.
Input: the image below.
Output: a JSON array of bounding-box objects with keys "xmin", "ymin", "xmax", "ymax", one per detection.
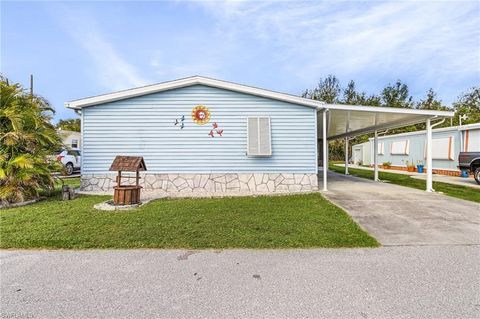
[{"xmin": 81, "ymin": 173, "xmax": 318, "ymax": 195}]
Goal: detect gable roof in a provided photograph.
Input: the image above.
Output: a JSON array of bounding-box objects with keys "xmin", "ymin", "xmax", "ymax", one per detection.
[
  {"xmin": 66, "ymin": 75, "xmax": 454, "ymax": 139},
  {"xmin": 65, "ymin": 75, "xmax": 325, "ymax": 110}
]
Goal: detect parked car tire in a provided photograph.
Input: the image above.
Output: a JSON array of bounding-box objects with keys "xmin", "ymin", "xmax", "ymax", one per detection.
[
  {"xmin": 474, "ymin": 168, "xmax": 480, "ymax": 185},
  {"xmin": 65, "ymin": 163, "xmax": 74, "ymax": 176}
]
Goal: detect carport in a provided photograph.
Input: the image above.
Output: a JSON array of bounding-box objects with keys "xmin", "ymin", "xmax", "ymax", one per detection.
[
  {"xmin": 316, "ymin": 104, "xmax": 453, "ymax": 192},
  {"xmin": 67, "ymin": 75, "xmax": 454, "ymax": 194}
]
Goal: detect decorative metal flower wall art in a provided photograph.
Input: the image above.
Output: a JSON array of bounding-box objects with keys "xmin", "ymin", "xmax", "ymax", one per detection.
[
  {"xmin": 191, "ymin": 105, "xmax": 211, "ymax": 125},
  {"xmin": 175, "ymin": 106, "xmax": 223, "ymax": 137}
]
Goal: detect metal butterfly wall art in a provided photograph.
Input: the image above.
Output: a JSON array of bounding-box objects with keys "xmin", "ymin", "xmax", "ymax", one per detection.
[
  {"xmin": 208, "ymin": 122, "xmax": 224, "ymax": 137},
  {"xmin": 174, "ymin": 115, "xmax": 185, "ymax": 129}
]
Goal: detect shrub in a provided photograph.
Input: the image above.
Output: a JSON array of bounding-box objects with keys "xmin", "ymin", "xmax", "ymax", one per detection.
[{"xmin": 0, "ymin": 77, "xmax": 62, "ymax": 203}]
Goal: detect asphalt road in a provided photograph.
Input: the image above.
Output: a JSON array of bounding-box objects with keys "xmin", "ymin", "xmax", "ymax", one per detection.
[{"xmin": 1, "ymin": 246, "xmax": 479, "ymax": 319}]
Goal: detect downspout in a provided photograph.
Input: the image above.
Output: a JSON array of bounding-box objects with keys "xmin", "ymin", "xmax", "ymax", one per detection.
[{"xmin": 431, "ymin": 118, "xmax": 446, "ymax": 129}]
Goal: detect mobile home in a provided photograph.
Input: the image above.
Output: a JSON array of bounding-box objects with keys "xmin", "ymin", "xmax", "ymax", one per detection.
[
  {"xmin": 66, "ymin": 76, "xmax": 453, "ymax": 194},
  {"xmin": 352, "ymin": 123, "xmax": 480, "ymax": 175}
]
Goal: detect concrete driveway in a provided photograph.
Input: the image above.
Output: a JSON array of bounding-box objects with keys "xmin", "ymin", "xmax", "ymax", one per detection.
[
  {"xmin": 322, "ymin": 172, "xmax": 480, "ymax": 246},
  {"xmin": 1, "ymin": 247, "xmax": 479, "ymax": 319}
]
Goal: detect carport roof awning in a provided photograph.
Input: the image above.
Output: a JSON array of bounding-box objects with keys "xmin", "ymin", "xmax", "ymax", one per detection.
[
  {"xmin": 317, "ymin": 104, "xmax": 454, "ymax": 140},
  {"xmin": 64, "ymin": 75, "xmax": 453, "ymax": 139}
]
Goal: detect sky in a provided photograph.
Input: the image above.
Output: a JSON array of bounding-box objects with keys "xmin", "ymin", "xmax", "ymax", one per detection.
[{"xmin": 1, "ymin": 1, "xmax": 479, "ymax": 122}]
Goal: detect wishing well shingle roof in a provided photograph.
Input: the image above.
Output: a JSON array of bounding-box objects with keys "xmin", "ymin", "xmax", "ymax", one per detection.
[{"xmin": 109, "ymin": 156, "xmax": 147, "ymax": 172}]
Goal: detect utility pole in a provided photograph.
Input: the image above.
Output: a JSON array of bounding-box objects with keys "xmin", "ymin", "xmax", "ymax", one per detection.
[{"xmin": 30, "ymin": 74, "xmax": 34, "ymax": 95}]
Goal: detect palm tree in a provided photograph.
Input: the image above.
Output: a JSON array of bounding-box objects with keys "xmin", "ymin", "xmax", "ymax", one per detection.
[{"xmin": 0, "ymin": 76, "xmax": 62, "ymax": 203}]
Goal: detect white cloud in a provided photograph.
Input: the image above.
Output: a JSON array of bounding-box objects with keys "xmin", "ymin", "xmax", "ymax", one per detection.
[
  {"xmin": 52, "ymin": 5, "xmax": 149, "ymax": 91},
  {"xmin": 45, "ymin": 1, "xmax": 479, "ymax": 105},
  {"xmin": 148, "ymin": 50, "xmax": 222, "ymax": 80},
  {"xmin": 196, "ymin": 1, "xmax": 480, "ymax": 103}
]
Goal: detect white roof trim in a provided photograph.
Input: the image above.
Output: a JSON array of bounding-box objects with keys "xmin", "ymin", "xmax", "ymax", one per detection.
[
  {"xmin": 367, "ymin": 122, "xmax": 480, "ymax": 140},
  {"xmin": 65, "ymin": 75, "xmax": 454, "ymax": 119},
  {"xmin": 65, "ymin": 75, "xmax": 325, "ymax": 110},
  {"xmin": 458, "ymin": 122, "xmax": 480, "ymax": 131},
  {"xmin": 322, "ymin": 103, "xmax": 453, "ymax": 117}
]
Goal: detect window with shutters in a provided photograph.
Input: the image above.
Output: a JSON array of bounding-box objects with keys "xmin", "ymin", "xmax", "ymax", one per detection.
[{"xmin": 247, "ymin": 116, "xmax": 271, "ymax": 157}]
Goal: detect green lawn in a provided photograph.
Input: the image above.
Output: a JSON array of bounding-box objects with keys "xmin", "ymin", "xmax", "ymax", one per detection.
[
  {"xmin": 330, "ymin": 164, "xmax": 480, "ymax": 203},
  {"xmin": 0, "ymin": 192, "xmax": 378, "ymax": 249}
]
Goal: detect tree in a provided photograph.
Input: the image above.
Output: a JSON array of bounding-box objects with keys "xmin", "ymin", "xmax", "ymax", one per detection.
[
  {"xmin": 342, "ymin": 80, "xmax": 381, "ymax": 106},
  {"xmin": 381, "ymin": 80, "xmax": 414, "ymax": 108},
  {"xmin": 363, "ymin": 94, "xmax": 381, "ymax": 106},
  {"xmin": 417, "ymin": 88, "xmax": 448, "ymax": 111},
  {"xmin": 452, "ymin": 87, "xmax": 480, "ymax": 125},
  {"xmin": 303, "ymin": 76, "xmax": 343, "ymax": 160},
  {"xmin": 56, "ymin": 118, "xmax": 80, "ymax": 132},
  {"xmin": 0, "ymin": 76, "xmax": 61, "ymax": 204},
  {"xmin": 302, "ymin": 75, "xmax": 341, "ymax": 103},
  {"xmin": 302, "ymin": 75, "xmax": 479, "ymax": 161},
  {"xmin": 343, "ymin": 80, "xmax": 361, "ymax": 105},
  {"xmin": 410, "ymin": 88, "xmax": 451, "ymax": 130}
]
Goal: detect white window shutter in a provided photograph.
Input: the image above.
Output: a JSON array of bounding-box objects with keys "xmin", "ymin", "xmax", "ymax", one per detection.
[
  {"xmin": 247, "ymin": 117, "xmax": 259, "ymax": 155},
  {"xmin": 258, "ymin": 117, "xmax": 271, "ymax": 156},
  {"xmin": 247, "ymin": 116, "xmax": 271, "ymax": 156}
]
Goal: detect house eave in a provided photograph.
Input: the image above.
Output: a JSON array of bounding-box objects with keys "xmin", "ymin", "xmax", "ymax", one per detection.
[{"xmin": 65, "ymin": 75, "xmax": 326, "ymax": 110}]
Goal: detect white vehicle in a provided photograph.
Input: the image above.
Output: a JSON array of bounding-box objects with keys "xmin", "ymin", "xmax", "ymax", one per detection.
[{"xmin": 56, "ymin": 150, "xmax": 81, "ymax": 175}]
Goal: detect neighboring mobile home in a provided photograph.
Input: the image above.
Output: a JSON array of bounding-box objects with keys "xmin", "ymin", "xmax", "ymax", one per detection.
[
  {"xmin": 58, "ymin": 129, "xmax": 81, "ymax": 150},
  {"xmin": 352, "ymin": 141, "xmax": 371, "ymax": 166},
  {"xmin": 66, "ymin": 76, "xmax": 453, "ymax": 194},
  {"xmin": 351, "ymin": 123, "xmax": 480, "ymax": 175}
]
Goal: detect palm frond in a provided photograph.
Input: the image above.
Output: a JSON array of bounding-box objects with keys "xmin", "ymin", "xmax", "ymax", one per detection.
[
  {"xmin": 0, "ymin": 77, "xmax": 60, "ymax": 203},
  {"xmin": 10, "ymin": 155, "xmax": 34, "ymax": 169}
]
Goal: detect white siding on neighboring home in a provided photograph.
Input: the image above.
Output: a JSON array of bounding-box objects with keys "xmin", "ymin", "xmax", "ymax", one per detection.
[
  {"xmin": 351, "ymin": 141, "xmax": 370, "ymax": 165},
  {"xmin": 82, "ymin": 85, "xmax": 317, "ymax": 174},
  {"xmin": 352, "ymin": 146, "xmax": 363, "ymax": 165},
  {"xmin": 58, "ymin": 130, "xmax": 81, "ymax": 150}
]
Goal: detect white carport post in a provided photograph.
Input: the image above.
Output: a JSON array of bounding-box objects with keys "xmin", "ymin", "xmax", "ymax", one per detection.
[
  {"xmin": 373, "ymin": 130, "xmax": 379, "ymax": 181},
  {"xmin": 322, "ymin": 109, "xmax": 328, "ymax": 191},
  {"xmin": 344, "ymin": 136, "xmax": 349, "ymax": 175},
  {"xmin": 426, "ymin": 118, "xmax": 433, "ymax": 192}
]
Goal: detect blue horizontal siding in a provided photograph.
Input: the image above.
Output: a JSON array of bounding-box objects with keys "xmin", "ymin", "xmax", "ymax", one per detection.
[{"xmin": 82, "ymin": 85, "xmax": 317, "ymax": 174}]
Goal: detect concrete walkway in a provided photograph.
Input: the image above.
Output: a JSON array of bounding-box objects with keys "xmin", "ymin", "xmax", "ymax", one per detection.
[
  {"xmin": 335, "ymin": 163, "xmax": 479, "ymax": 189},
  {"xmin": 322, "ymin": 172, "xmax": 480, "ymax": 246},
  {"xmin": 1, "ymin": 247, "xmax": 479, "ymax": 319}
]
